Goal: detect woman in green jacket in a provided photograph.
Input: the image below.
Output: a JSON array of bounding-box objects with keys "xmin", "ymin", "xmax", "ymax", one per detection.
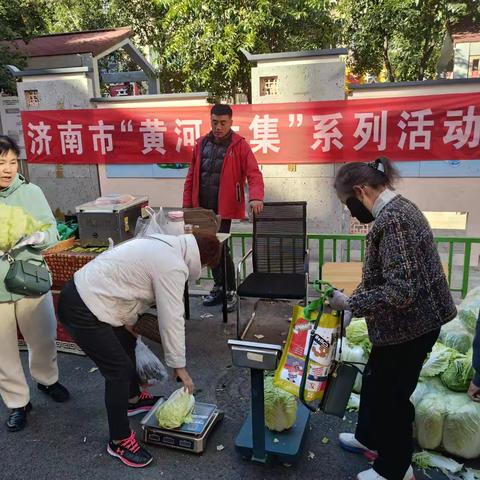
[{"xmin": 0, "ymin": 135, "xmax": 69, "ymax": 433}]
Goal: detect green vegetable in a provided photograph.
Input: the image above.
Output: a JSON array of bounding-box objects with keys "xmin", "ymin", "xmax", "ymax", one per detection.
[
  {"xmin": 458, "ymin": 286, "xmax": 480, "ymax": 335},
  {"xmin": 155, "ymin": 388, "xmax": 195, "ymax": 429},
  {"xmin": 421, "ymin": 343, "xmax": 459, "ymax": 378},
  {"xmin": 264, "ymin": 376, "xmax": 297, "ymax": 432},
  {"xmin": 415, "ymin": 393, "xmax": 446, "ymax": 449},
  {"xmin": 412, "ymin": 450, "xmax": 463, "ymax": 473},
  {"xmin": 347, "ymin": 392, "xmax": 360, "ymax": 412},
  {"xmin": 340, "ymin": 339, "xmax": 367, "ymax": 393},
  {"xmin": 443, "ymin": 398, "xmax": 480, "ymax": 459},
  {"xmin": 438, "ymin": 318, "xmax": 473, "ymax": 354},
  {"xmin": 0, "ymin": 204, "xmax": 50, "ymax": 251},
  {"xmin": 440, "ymin": 353, "xmax": 474, "ymax": 392},
  {"xmin": 345, "ymin": 318, "xmax": 371, "ymax": 355}
]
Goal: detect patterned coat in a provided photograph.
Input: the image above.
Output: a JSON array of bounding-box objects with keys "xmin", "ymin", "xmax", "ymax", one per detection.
[{"xmin": 348, "ymin": 195, "xmax": 456, "ymax": 346}]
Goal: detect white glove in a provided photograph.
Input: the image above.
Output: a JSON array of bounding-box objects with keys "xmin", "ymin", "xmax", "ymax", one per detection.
[
  {"xmin": 13, "ymin": 231, "xmax": 46, "ymax": 250},
  {"xmin": 328, "ymin": 289, "xmax": 350, "ymax": 311}
]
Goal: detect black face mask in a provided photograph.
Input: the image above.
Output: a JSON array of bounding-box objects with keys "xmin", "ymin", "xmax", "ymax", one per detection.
[{"xmin": 346, "ymin": 197, "xmax": 375, "ymax": 224}]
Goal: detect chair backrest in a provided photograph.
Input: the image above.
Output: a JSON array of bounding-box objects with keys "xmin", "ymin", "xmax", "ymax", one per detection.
[{"xmin": 253, "ymin": 201, "xmax": 307, "ymax": 274}]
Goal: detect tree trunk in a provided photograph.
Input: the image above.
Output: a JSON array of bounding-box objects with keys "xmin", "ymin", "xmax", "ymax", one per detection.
[{"xmin": 383, "ymin": 36, "xmax": 395, "ymax": 82}]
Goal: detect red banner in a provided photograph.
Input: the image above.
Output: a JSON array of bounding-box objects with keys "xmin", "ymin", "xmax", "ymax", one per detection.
[{"xmin": 21, "ymin": 93, "xmax": 480, "ymax": 164}]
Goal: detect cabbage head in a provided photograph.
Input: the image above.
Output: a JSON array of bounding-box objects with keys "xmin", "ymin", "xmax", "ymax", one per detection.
[
  {"xmin": 438, "ymin": 318, "xmax": 473, "ymax": 354},
  {"xmin": 458, "ymin": 286, "xmax": 480, "ymax": 334},
  {"xmin": 440, "ymin": 353, "xmax": 474, "ymax": 392},
  {"xmin": 156, "ymin": 388, "xmax": 195, "ymax": 429},
  {"xmin": 345, "ymin": 318, "xmax": 371, "ymax": 355},
  {"xmin": 341, "ymin": 339, "xmax": 367, "ymax": 393},
  {"xmin": 443, "ymin": 397, "xmax": 480, "ymax": 459},
  {"xmin": 415, "ymin": 393, "xmax": 446, "ymax": 450},
  {"xmin": 264, "ymin": 376, "xmax": 297, "ymax": 432},
  {"xmin": 421, "ymin": 343, "xmax": 458, "ymax": 378},
  {"xmin": 0, "ymin": 204, "xmax": 50, "ymax": 251}
]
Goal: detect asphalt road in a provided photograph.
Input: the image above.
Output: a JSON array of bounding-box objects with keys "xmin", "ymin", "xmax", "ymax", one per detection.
[{"xmin": 1, "ymin": 297, "xmax": 454, "ymax": 480}]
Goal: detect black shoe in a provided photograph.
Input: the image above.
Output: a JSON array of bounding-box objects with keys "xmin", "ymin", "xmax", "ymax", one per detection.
[
  {"xmin": 203, "ymin": 286, "xmax": 223, "ymax": 306},
  {"xmin": 128, "ymin": 391, "xmax": 162, "ymax": 417},
  {"xmin": 226, "ymin": 292, "xmax": 238, "ymax": 313},
  {"xmin": 107, "ymin": 431, "xmax": 153, "ymax": 468},
  {"xmin": 6, "ymin": 402, "xmax": 32, "ymax": 432},
  {"xmin": 37, "ymin": 382, "xmax": 70, "ymax": 402}
]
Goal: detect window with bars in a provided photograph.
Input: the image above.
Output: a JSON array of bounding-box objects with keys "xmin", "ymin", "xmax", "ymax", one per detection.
[
  {"xmin": 25, "ymin": 90, "xmax": 39, "ymax": 107},
  {"xmin": 260, "ymin": 76, "xmax": 279, "ymax": 96}
]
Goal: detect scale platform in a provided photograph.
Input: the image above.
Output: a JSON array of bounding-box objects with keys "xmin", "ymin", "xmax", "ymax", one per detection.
[
  {"xmin": 141, "ymin": 398, "xmax": 223, "ymax": 454},
  {"xmin": 228, "ymin": 340, "xmax": 311, "ymax": 465},
  {"xmin": 235, "ymin": 402, "xmax": 310, "ymax": 464}
]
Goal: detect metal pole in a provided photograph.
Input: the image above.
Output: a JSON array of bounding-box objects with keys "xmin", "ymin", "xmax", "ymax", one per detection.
[{"xmin": 250, "ymin": 368, "xmax": 266, "ymax": 463}]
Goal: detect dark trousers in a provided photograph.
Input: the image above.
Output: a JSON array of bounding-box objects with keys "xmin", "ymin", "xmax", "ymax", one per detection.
[
  {"xmin": 212, "ymin": 219, "xmax": 236, "ymax": 292},
  {"xmin": 355, "ymin": 328, "xmax": 439, "ymax": 480},
  {"xmin": 57, "ymin": 280, "xmax": 140, "ymax": 441}
]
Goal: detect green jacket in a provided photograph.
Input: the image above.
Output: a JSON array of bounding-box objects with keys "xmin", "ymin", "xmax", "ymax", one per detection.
[{"xmin": 0, "ymin": 174, "xmax": 58, "ymax": 302}]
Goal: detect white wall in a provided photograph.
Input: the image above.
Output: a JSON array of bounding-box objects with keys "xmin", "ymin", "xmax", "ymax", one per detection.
[
  {"xmin": 454, "ymin": 43, "xmax": 471, "ymax": 78},
  {"xmin": 17, "ymin": 72, "xmax": 101, "ymax": 214}
]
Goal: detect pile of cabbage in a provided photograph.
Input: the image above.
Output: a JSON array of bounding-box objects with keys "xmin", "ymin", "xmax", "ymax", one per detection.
[{"xmin": 342, "ymin": 287, "xmax": 480, "ymax": 459}]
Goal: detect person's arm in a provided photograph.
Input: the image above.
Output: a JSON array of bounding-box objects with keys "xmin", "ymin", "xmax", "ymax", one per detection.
[
  {"xmin": 468, "ymin": 313, "xmax": 480, "ymax": 401},
  {"xmin": 348, "ymin": 216, "xmax": 418, "ymax": 318},
  {"xmin": 242, "ymin": 142, "xmax": 264, "ymax": 214},
  {"xmin": 182, "ymin": 146, "xmax": 197, "ymax": 208},
  {"xmin": 153, "ymin": 268, "xmax": 194, "ymax": 393}
]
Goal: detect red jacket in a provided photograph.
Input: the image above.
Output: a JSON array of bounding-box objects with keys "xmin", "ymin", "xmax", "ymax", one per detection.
[{"xmin": 183, "ymin": 132, "xmax": 264, "ymax": 220}]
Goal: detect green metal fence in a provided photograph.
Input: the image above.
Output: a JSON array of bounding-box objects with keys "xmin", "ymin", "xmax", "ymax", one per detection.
[{"xmin": 201, "ymin": 233, "xmax": 480, "ymax": 298}]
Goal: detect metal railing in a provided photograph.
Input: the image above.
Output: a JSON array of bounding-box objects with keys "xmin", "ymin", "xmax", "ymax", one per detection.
[{"xmin": 200, "ymin": 233, "xmax": 480, "ymax": 298}]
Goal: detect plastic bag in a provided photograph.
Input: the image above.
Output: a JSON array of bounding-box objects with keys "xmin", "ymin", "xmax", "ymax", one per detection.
[
  {"xmin": 135, "ymin": 337, "xmax": 168, "ymax": 385},
  {"xmin": 274, "ymin": 304, "xmax": 340, "ymax": 403},
  {"xmin": 135, "ymin": 206, "xmax": 168, "ymax": 237}
]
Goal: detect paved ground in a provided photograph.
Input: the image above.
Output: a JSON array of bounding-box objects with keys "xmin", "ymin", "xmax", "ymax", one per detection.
[{"xmin": 0, "ymin": 296, "xmax": 466, "ymax": 480}]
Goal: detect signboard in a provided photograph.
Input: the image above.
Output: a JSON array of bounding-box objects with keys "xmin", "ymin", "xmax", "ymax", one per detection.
[{"xmin": 21, "ymin": 92, "xmax": 480, "ymax": 165}]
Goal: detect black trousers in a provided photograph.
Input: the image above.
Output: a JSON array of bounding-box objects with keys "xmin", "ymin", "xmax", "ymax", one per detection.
[
  {"xmin": 212, "ymin": 219, "xmax": 236, "ymax": 292},
  {"xmin": 355, "ymin": 328, "xmax": 439, "ymax": 480},
  {"xmin": 57, "ymin": 280, "xmax": 140, "ymax": 441}
]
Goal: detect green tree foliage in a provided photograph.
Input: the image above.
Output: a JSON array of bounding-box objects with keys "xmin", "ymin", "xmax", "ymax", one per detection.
[
  {"xmin": 339, "ymin": 0, "xmax": 480, "ymax": 82},
  {"xmin": 0, "ymin": 0, "xmax": 478, "ymax": 96},
  {"xmin": 0, "ymin": 0, "xmax": 47, "ymax": 93},
  {"xmin": 154, "ymin": 0, "xmax": 341, "ymax": 100}
]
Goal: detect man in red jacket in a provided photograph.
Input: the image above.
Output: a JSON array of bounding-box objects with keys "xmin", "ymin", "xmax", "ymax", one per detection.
[{"xmin": 183, "ymin": 104, "xmax": 264, "ymax": 311}]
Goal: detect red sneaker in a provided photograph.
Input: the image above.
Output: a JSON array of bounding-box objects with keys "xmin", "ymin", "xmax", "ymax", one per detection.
[
  {"xmin": 127, "ymin": 391, "xmax": 162, "ymax": 417},
  {"xmin": 107, "ymin": 431, "xmax": 153, "ymax": 468}
]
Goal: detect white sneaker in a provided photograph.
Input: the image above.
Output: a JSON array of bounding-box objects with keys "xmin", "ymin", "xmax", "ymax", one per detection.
[
  {"xmin": 339, "ymin": 433, "xmax": 373, "ymax": 454},
  {"xmin": 357, "ymin": 466, "xmax": 415, "ymax": 480}
]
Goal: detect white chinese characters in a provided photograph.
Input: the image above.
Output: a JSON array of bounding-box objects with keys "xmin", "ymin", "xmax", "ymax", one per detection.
[
  {"xmin": 140, "ymin": 119, "xmax": 167, "ymax": 155},
  {"xmin": 89, "ymin": 120, "xmax": 114, "ymax": 155},
  {"xmin": 311, "ymin": 113, "xmax": 343, "ymax": 152},
  {"xmin": 443, "ymin": 106, "xmax": 480, "ymax": 149},
  {"xmin": 353, "ymin": 112, "xmax": 388, "ymax": 151},
  {"xmin": 58, "ymin": 121, "xmax": 83, "ymax": 155},
  {"xmin": 174, "ymin": 119, "xmax": 202, "ymax": 153},
  {"xmin": 249, "ymin": 114, "xmax": 280, "ymax": 153},
  {"xmin": 397, "ymin": 109, "xmax": 434, "ymax": 150},
  {"xmin": 28, "ymin": 122, "xmax": 52, "ymax": 155}
]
